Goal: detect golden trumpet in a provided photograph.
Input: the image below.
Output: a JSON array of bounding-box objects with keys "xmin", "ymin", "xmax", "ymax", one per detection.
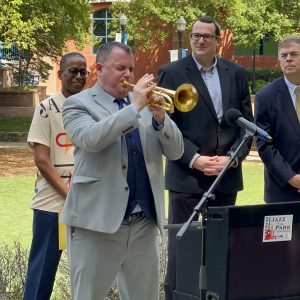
[{"xmin": 122, "ymin": 81, "xmax": 198, "ymax": 113}]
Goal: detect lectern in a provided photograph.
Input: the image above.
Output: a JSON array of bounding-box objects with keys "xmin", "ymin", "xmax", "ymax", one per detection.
[{"xmin": 174, "ymin": 201, "xmax": 300, "ymax": 300}]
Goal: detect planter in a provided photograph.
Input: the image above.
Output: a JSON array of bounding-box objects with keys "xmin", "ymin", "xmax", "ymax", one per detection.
[{"xmin": 0, "ymin": 86, "xmax": 47, "ymax": 107}]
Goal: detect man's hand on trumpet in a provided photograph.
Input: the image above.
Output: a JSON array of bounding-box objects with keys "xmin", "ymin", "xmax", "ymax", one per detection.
[
  {"xmin": 148, "ymin": 94, "xmax": 166, "ymax": 125},
  {"xmin": 131, "ymin": 74, "xmax": 156, "ymax": 112},
  {"xmin": 130, "ymin": 73, "xmax": 165, "ymax": 125}
]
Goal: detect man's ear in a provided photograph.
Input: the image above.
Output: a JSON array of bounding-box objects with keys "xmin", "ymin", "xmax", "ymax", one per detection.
[
  {"xmin": 58, "ymin": 70, "xmax": 62, "ymax": 80},
  {"xmin": 95, "ymin": 63, "xmax": 105, "ymax": 80},
  {"xmin": 95, "ymin": 63, "xmax": 103, "ymax": 73}
]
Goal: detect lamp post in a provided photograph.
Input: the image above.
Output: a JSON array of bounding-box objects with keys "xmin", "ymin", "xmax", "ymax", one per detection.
[
  {"xmin": 119, "ymin": 14, "xmax": 128, "ymax": 44},
  {"xmin": 176, "ymin": 16, "xmax": 186, "ymax": 59}
]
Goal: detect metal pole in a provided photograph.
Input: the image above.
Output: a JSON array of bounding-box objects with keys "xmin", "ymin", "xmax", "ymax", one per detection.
[
  {"xmin": 178, "ymin": 30, "xmax": 183, "ymax": 59},
  {"xmin": 121, "ymin": 25, "xmax": 125, "ymax": 43}
]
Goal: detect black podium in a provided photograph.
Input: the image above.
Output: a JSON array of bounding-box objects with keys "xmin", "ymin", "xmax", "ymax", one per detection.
[{"xmin": 174, "ymin": 201, "xmax": 300, "ymax": 300}]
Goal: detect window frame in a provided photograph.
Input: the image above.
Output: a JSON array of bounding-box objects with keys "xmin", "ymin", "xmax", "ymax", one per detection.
[{"xmin": 92, "ymin": 8, "xmax": 113, "ymax": 54}]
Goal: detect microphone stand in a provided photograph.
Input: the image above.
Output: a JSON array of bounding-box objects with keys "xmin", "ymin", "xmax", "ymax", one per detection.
[{"xmin": 176, "ymin": 130, "xmax": 254, "ymax": 300}]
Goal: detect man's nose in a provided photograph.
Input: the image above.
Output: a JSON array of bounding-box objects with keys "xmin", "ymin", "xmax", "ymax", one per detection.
[
  {"xmin": 124, "ymin": 69, "xmax": 131, "ymax": 77},
  {"xmin": 74, "ymin": 72, "xmax": 83, "ymax": 78},
  {"xmin": 286, "ymin": 53, "xmax": 294, "ymax": 60}
]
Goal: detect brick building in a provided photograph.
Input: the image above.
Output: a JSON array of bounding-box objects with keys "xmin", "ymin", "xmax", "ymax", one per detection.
[{"xmin": 46, "ymin": 0, "xmax": 279, "ymax": 94}]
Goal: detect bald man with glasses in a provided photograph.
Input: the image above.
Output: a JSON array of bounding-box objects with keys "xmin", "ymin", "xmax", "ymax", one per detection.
[
  {"xmin": 24, "ymin": 52, "xmax": 88, "ymax": 300},
  {"xmin": 157, "ymin": 15, "xmax": 253, "ymax": 299}
]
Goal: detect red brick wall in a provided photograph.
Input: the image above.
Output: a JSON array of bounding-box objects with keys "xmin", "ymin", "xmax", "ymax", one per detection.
[{"xmin": 48, "ymin": 3, "xmax": 279, "ymax": 94}]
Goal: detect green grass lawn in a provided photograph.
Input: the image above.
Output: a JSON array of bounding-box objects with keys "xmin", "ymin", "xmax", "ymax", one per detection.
[
  {"xmin": 0, "ymin": 116, "xmax": 32, "ymax": 132},
  {"xmin": 0, "ymin": 175, "xmax": 35, "ymax": 248},
  {"xmin": 236, "ymin": 161, "xmax": 264, "ymax": 206},
  {"xmin": 0, "ymin": 162, "xmax": 264, "ymax": 249}
]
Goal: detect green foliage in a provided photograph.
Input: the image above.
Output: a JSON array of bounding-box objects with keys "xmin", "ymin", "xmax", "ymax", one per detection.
[
  {"xmin": 246, "ymin": 68, "xmax": 282, "ymax": 83},
  {"xmin": 110, "ymin": 0, "xmax": 226, "ymax": 50},
  {"xmin": 0, "ymin": 117, "xmax": 32, "ymax": 132},
  {"xmin": 110, "ymin": 0, "xmax": 300, "ymax": 53},
  {"xmin": 246, "ymin": 67, "xmax": 282, "ymax": 93},
  {"xmin": 0, "ymin": 242, "xmax": 28, "ymax": 299},
  {"xmin": 255, "ymin": 79, "xmax": 268, "ymax": 92},
  {"xmin": 0, "ymin": 0, "xmax": 91, "ymax": 86},
  {"xmin": 248, "ymin": 79, "xmax": 267, "ymax": 94},
  {"xmin": 227, "ymin": 0, "xmax": 300, "ymax": 49}
]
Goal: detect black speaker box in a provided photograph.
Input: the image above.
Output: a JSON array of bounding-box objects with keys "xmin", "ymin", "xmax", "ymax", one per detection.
[
  {"xmin": 173, "ymin": 202, "xmax": 300, "ymax": 300},
  {"xmin": 174, "ymin": 225, "xmax": 202, "ymax": 300},
  {"xmin": 206, "ymin": 202, "xmax": 300, "ymax": 300}
]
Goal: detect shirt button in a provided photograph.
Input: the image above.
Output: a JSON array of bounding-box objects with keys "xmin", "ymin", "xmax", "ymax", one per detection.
[
  {"xmin": 125, "ymin": 186, "xmax": 129, "ymax": 191},
  {"xmin": 122, "ymin": 165, "xmax": 127, "ymax": 169}
]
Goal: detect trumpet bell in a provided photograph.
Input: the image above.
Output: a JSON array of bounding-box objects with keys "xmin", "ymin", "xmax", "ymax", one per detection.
[{"xmin": 175, "ymin": 83, "xmax": 198, "ymax": 112}]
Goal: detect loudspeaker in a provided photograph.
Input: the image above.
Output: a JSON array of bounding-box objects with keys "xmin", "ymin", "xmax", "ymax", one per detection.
[
  {"xmin": 174, "ymin": 225, "xmax": 202, "ymax": 300},
  {"xmin": 206, "ymin": 201, "xmax": 300, "ymax": 300}
]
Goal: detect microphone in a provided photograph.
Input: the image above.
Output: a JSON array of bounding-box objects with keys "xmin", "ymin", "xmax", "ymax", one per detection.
[{"xmin": 225, "ymin": 108, "xmax": 273, "ymax": 142}]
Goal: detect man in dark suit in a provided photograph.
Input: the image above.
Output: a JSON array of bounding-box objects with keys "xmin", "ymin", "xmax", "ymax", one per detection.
[
  {"xmin": 157, "ymin": 16, "xmax": 253, "ymax": 299},
  {"xmin": 255, "ymin": 35, "xmax": 300, "ymax": 203}
]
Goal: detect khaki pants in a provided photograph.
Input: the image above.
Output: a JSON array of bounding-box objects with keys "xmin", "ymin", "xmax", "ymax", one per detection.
[{"xmin": 67, "ymin": 217, "xmax": 159, "ymax": 300}]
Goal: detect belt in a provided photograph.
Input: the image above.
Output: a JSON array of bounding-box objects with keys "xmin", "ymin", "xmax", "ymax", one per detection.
[{"xmin": 122, "ymin": 211, "xmax": 145, "ymax": 225}]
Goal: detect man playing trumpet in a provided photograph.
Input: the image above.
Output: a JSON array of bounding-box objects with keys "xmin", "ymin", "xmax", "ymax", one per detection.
[{"xmin": 60, "ymin": 41, "xmax": 184, "ymax": 300}]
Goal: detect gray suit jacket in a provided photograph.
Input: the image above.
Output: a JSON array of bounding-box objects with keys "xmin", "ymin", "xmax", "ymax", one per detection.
[{"xmin": 60, "ymin": 83, "xmax": 183, "ymax": 234}]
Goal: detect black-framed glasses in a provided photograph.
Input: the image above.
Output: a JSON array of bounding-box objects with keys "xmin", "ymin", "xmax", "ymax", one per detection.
[
  {"xmin": 190, "ymin": 33, "xmax": 218, "ymax": 42},
  {"xmin": 62, "ymin": 68, "xmax": 90, "ymax": 78}
]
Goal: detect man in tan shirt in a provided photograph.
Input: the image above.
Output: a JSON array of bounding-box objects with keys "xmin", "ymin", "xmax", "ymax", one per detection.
[{"xmin": 24, "ymin": 52, "xmax": 88, "ymax": 300}]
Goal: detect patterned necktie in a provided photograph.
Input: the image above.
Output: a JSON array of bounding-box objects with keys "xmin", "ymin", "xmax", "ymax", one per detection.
[
  {"xmin": 295, "ymin": 86, "xmax": 300, "ymax": 121},
  {"xmin": 114, "ymin": 98, "xmax": 126, "ymax": 110}
]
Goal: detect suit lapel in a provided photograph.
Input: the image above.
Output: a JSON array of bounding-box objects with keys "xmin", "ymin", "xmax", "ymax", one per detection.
[
  {"xmin": 279, "ymin": 77, "xmax": 300, "ymax": 136},
  {"xmin": 217, "ymin": 59, "xmax": 230, "ymax": 120},
  {"xmin": 185, "ymin": 55, "xmax": 218, "ymax": 122},
  {"xmin": 91, "ymin": 83, "xmax": 116, "ymax": 114}
]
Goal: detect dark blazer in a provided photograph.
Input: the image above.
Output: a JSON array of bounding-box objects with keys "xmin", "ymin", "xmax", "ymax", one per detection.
[
  {"xmin": 255, "ymin": 76, "xmax": 300, "ymax": 203},
  {"xmin": 157, "ymin": 54, "xmax": 253, "ymax": 194}
]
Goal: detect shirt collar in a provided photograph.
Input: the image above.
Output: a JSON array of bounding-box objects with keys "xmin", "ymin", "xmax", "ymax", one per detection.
[
  {"xmin": 284, "ymin": 76, "xmax": 298, "ymax": 96},
  {"xmin": 191, "ymin": 53, "xmax": 218, "ymax": 73}
]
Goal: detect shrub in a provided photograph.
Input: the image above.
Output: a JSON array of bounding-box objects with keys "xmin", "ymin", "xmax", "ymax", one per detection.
[
  {"xmin": 247, "ymin": 68, "xmax": 282, "ymax": 93},
  {"xmin": 0, "ymin": 234, "xmax": 168, "ymax": 300},
  {"xmin": 246, "ymin": 68, "xmax": 282, "ymax": 83},
  {"xmin": 255, "ymin": 79, "xmax": 268, "ymax": 92},
  {"xmin": 0, "ymin": 242, "xmax": 28, "ymax": 300}
]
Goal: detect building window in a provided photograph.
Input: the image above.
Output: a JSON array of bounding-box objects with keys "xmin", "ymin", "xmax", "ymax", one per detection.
[
  {"xmin": 235, "ymin": 36, "xmax": 277, "ymax": 56},
  {"xmin": 92, "ymin": 8, "xmax": 113, "ymax": 54}
]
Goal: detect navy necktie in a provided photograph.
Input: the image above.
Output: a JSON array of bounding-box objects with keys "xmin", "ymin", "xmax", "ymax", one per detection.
[
  {"xmin": 114, "ymin": 98, "xmax": 126, "ymax": 110},
  {"xmin": 113, "ymin": 98, "xmax": 155, "ymax": 219}
]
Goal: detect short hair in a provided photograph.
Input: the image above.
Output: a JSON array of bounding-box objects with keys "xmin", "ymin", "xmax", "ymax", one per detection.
[
  {"xmin": 191, "ymin": 16, "xmax": 221, "ymax": 37},
  {"xmin": 96, "ymin": 41, "xmax": 133, "ymax": 63},
  {"xmin": 59, "ymin": 52, "xmax": 86, "ymax": 70},
  {"xmin": 278, "ymin": 35, "xmax": 300, "ymax": 51}
]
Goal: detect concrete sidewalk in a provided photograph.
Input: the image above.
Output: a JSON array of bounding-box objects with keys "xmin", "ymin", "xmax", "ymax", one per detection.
[
  {"xmin": 0, "ymin": 142, "xmax": 28, "ymax": 148},
  {"xmin": 0, "ymin": 141, "xmax": 262, "ymax": 162},
  {"xmin": 246, "ymin": 151, "xmax": 262, "ymax": 163}
]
